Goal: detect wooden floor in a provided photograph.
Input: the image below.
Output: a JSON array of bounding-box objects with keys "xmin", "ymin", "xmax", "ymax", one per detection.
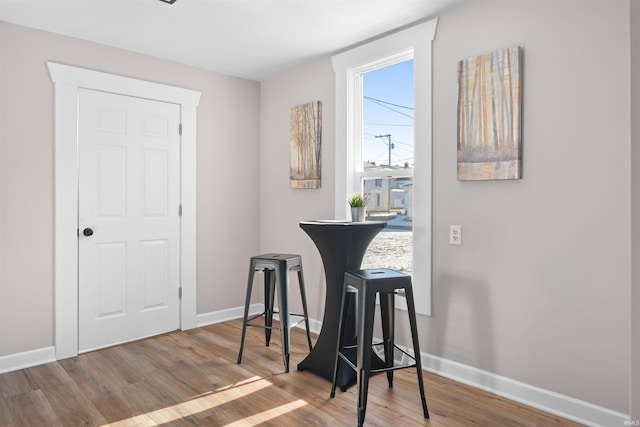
[{"xmin": 0, "ymin": 320, "xmax": 583, "ymax": 426}]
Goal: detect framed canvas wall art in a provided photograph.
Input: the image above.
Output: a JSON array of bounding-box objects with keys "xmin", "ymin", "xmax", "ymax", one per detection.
[
  {"xmin": 290, "ymin": 100, "xmax": 322, "ymax": 189},
  {"xmin": 457, "ymin": 46, "xmax": 523, "ymax": 181}
]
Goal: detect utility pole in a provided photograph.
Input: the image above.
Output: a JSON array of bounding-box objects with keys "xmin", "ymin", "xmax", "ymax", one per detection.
[{"xmin": 375, "ymin": 134, "xmax": 393, "ymax": 166}]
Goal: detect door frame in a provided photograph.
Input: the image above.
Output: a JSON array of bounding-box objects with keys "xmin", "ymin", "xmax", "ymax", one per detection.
[{"xmin": 48, "ymin": 62, "xmax": 202, "ymax": 359}]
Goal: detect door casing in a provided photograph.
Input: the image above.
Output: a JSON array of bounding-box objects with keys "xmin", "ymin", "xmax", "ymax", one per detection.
[{"xmin": 48, "ymin": 62, "xmax": 201, "ymax": 359}]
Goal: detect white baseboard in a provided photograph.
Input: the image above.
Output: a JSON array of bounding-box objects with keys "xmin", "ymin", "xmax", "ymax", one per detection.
[
  {"xmin": 196, "ymin": 304, "xmax": 323, "ymax": 335},
  {"xmin": 418, "ymin": 352, "xmax": 629, "ymax": 427},
  {"xmin": 0, "ymin": 346, "xmax": 56, "ymax": 375},
  {"xmin": 271, "ymin": 312, "xmax": 323, "ymax": 335},
  {"xmin": 196, "ymin": 303, "xmax": 265, "ymax": 327},
  {"xmin": 301, "ymin": 316, "xmax": 323, "ymax": 335}
]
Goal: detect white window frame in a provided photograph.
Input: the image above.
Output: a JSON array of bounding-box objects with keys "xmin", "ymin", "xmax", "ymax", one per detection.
[{"xmin": 332, "ymin": 19, "xmax": 437, "ymax": 315}]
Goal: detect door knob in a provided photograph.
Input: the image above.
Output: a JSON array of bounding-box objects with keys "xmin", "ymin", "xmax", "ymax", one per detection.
[{"xmin": 83, "ymin": 228, "xmax": 94, "ymax": 237}]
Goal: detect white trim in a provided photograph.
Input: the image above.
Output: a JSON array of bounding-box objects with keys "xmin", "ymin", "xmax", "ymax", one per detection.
[
  {"xmin": 47, "ymin": 62, "xmax": 201, "ymax": 359},
  {"xmin": 419, "ymin": 352, "xmax": 630, "ymax": 427},
  {"xmin": 0, "ymin": 347, "xmax": 55, "ymax": 374},
  {"xmin": 196, "ymin": 305, "xmax": 323, "ymax": 336},
  {"xmin": 332, "ymin": 19, "xmax": 437, "ymax": 315},
  {"xmin": 196, "ymin": 304, "xmax": 265, "ymax": 327},
  {"xmin": 300, "ymin": 316, "xmax": 323, "ymax": 335},
  {"xmin": 271, "ymin": 313, "xmax": 323, "ymax": 336}
]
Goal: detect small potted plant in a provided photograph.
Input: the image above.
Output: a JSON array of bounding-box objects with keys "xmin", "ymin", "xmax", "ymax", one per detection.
[{"xmin": 348, "ymin": 193, "xmax": 367, "ymax": 222}]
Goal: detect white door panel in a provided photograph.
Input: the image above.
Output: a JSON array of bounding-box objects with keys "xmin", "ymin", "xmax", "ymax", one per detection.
[{"xmin": 78, "ymin": 89, "xmax": 180, "ymax": 352}]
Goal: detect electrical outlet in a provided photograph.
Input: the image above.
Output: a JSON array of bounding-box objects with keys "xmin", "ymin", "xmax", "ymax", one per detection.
[{"xmin": 449, "ymin": 225, "xmax": 462, "ymax": 245}]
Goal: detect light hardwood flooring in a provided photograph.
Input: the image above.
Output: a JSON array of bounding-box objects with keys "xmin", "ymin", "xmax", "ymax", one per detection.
[{"xmin": 0, "ymin": 320, "xmax": 583, "ymax": 426}]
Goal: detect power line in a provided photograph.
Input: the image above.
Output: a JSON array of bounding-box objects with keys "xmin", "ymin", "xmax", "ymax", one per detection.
[
  {"xmin": 365, "ymin": 122, "xmax": 413, "ymax": 127},
  {"xmin": 390, "ymin": 140, "xmax": 412, "ymax": 148},
  {"xmin": 364, "ymin": 96, "xmax": 413, "ymax": 110},
  {"xmin": 365, "ymin": 96, "xmax": 414, "ymax": 119},
  {"xmin": 363, "ymin": 95, "xmax": 415, "ymax": 165}
]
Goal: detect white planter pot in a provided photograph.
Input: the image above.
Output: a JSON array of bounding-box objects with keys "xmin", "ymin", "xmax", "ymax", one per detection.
[{"xmin": 350, "ymin": 207, "xmax": 366, "ymax": 222}]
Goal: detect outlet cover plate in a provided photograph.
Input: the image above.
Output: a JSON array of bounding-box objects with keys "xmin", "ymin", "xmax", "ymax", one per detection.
[{"xmin": 450, "ymin": 225, "xmax": 462, "ymax": 245}]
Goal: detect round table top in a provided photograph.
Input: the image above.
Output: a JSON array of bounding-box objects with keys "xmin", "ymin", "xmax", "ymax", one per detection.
[{"xmin": 300, "ymin": 220, "xmax": 387, "ymax": 227}]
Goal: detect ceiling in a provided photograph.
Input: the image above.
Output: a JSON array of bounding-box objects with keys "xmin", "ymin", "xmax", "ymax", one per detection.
[{"xmin": 0, "ymin": 0, "xmax": 471, "ymax": 81}]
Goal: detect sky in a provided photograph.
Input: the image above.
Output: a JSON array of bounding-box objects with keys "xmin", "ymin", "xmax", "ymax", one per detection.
[{"xmin": 362, "ymin": 59, "xmax": 414, "ymax": 167}]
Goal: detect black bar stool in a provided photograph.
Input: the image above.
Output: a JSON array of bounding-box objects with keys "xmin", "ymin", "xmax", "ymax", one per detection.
[
  {"xmin": 237, "ymin": 253, "xmax": 313, "ymax": 372},
  {"xmin": 330, "ymin": 268, "xmax": 429, "ymax": 426}
]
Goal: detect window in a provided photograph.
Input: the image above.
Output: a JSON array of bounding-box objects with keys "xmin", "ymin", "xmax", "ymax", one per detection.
[
  {"xmin": 332, "ymin": 19, "xmax": 437, "ymax": 315},
  {"xmin": 359, "ymin": 59, "xmax": 414, "ymax": 275}
]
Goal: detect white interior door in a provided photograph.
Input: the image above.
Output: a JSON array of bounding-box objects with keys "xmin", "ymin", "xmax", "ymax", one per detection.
[{"xmin": 78, "ymin": 88, "xmax": 181, "ymax": 352}]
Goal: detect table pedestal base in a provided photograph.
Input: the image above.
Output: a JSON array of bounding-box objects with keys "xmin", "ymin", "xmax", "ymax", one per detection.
[{"xmin": 298, "ymin": 220, "xmax": 387, "ymax": 389}]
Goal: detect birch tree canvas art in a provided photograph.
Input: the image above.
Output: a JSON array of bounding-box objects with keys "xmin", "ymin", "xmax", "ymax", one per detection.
[
  {"xmin": 290, "ymin": 100, "xmax": 322, "ymax": 189},
  {"xmin": 457, "ymin": 46, "xmax": 522, "ymax": 180}
]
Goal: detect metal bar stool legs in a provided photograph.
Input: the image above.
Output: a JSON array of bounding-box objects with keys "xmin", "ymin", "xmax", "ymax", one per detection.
[
  {"xmin": 330, "ymin": 268, "xmax": 429, "ymax": 426},
  {"xmin": 237, "ymin": 253, "xmax": 313, "ymax": 373},
  {"xmin": 264, "ymin": 269, "xmax": 276, "ymax": 346},
  {"xmin": 274, "ymin": 260, "xmax": 290, "ymax": 370},
  {"xmin": 379, "ymin": 289, "xmax": 395, "ymax": 388},
  {"xmin": 355, "ymin": 283, "xmax": 377, "ymax": 426},
  {"xmin": 404, "ymin": 281, "xmax": 429, "ymax": 418},
  {"xmin": 295, "ymin": 262, "xmax": 314, "ymax": 351},
  {"xmin": 237, "ymin": 260, "xmax": 259, "ymax": 365}
]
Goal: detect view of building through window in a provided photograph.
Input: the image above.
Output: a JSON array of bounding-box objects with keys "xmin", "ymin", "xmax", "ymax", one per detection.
[{"xmin": 360, "ymin": 60, "xmax": 414, "ymax": 274}]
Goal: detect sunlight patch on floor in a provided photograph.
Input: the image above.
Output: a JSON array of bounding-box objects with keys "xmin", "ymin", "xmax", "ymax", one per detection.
[
  {"xmin": 222, "ymin": 399, "xmax": 308, "ymax": 426},
  {"xmin": 101, "ymin": 376, "xmax": 281, "ymax": 426}
]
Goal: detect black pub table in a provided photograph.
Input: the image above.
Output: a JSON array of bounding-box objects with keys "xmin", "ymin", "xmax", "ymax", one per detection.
[{"xmin": 297, "ymin": 220, "xmax": 386, "ymax": 389}]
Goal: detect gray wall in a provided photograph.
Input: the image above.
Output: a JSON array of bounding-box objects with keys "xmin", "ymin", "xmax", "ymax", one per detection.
[
  {"xmin": 0, "ymin": 21, "xmax": 261, "ymax": 355},
  {"xmin": 259, "ymin": 58, "xmax": 336, "ymax": 321},
  {"xmin": 631, "ymin": 0, "xmax": 640, "ymax": 420},
  {"xmin": 260, "ymin": 0, "xmax": 631, "ymax": 414},
  {"xmin": 431, "ymin": 0, "xmax": 630, "ymax": 413}
]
